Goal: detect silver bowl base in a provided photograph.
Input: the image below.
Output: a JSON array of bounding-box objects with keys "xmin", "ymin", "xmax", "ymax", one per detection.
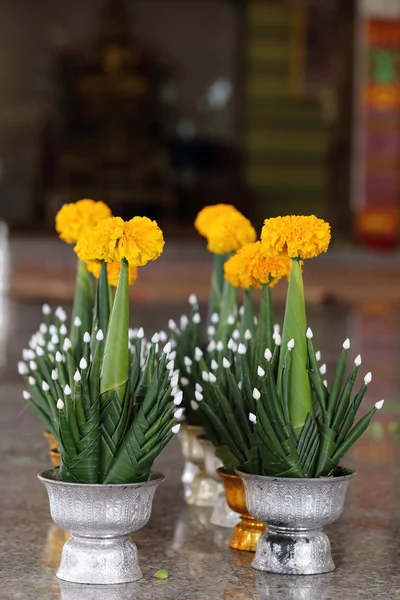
[
  {"xmin": 252, "ymin": 528, "xmax": 335, "ymax": 576},
  {"xmin": 57, "ymin": 535, "xmax": 142, "ymax": 585}
]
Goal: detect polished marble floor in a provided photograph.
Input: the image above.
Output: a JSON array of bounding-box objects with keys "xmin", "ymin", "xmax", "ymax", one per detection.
[{"xmin": 1, "ymin": 291, "xmax": 400, "ymax": 598}]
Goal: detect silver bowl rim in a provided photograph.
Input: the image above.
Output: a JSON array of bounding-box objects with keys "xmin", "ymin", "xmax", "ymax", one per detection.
[
  {"xmin": 235, "ymin": 465, "xmax": 357, "ymax": 485},
  {"xmin": 38, "ymin": 468, "xmax": 165, "ymax": 489}
]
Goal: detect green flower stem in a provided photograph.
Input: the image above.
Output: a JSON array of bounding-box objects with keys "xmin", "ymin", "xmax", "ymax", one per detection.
[
  {"xmin": 70, "ymin": 260, "xmax": 94, "ymax": 361},
  {"xmin": 278, "ymin": 259, "xmax": 313, "ymax": 434},
  {"xmin": 100, "ymin": 259, "xmax": 129, "ymax": 403},
  {"xmin": 253, "ymin": 284, "xmax": 273, "ymax": 377},
  {"xmin": 207, "ymin": 253, "xmax": 225, "ymax": 326}
]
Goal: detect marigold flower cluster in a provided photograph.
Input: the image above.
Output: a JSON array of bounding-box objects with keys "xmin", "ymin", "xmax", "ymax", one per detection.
[
  {"xmin": 75, "ymin": 216, "xmax": 164, "ymax": 267},
  {"xmin": 86, "ymin": 261, "xmax": 138, "ymax": 287},
  {"xmin": 224, "ymin": 242, "xmax": 291, "ymax": 289},
  {"xmin": 55, "ymin": 199, "xmax": 112, "ymax": 244},
  {"xmin": 195, "ymin": 204, "xmax": 256, "ymax": 255},
  {"xmin": 261, "ymin": 215, "xmax": 331, "ymax": 260}
]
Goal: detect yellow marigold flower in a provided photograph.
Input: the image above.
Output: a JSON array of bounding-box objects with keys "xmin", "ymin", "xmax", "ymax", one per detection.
[
  {"xmin": 55, "ymin": 199, "xmax": 112, "ymax": 244},
  {"xmin": 224, "ymin": 242, "xmax": 291, "ymax": 289},
  {"xmin": 195, "ymin": 204, "xmax": 240, "ymax": 237},
  {"xmin": 261, "ymin": 215, "xmax": 331, "ymax": 260},
  {"xmin": 75, "ymin": 216, "xmax": 164, "ymax": 267},
  {"xmin": 86, "ymin": 261, "xmax": 138, "ymax": 287},
  {"xmin": 206, "ymin": 212, "xmax": 256, "ymax": 255}
]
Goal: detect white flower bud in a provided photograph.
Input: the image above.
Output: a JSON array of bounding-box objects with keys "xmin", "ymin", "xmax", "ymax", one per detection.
[
  {"xmin": 264, "ymin": 348, "xmax": 272, "ymax": 361},
  {"xmin": 209, "ymin": 372, "xmax": 217, "ymax": 383},
  {"xmin": 364, "ymin": 372, "xmax": 372, "ymax": 385},
  {"xmin": 163, "ymin": 342, "xmax": 172, "ymax": 355},
  {"xmin": 74, "ymin": 316, "xmax": 82, "ymax": 327},
  {"xmin": 28, "ymin": 376, "xmax": 36, "ymax": 386},
  {"xmin": 207, "ymin": 340, "xmax": 216, "ymax": 353},
  {"xmin": 211, "ymin": 313, "xmax": 219, "ymax": 324},
  {"xmin": 174, "ymin": 391, "xmax": 183, "ymax": 406},
  {"xmin": 306, "ymin": 327, "xmax": 313, "ymax": 339},
  {"xmin": 211, "ymin": 359, "xmax": 218, "ymax": 371},
  {"xmin": 207, "ymin": 325, "xmax": 216, "ymax": 337},
  {"xmin": 249, "ymin": 412, "xmax": 257, "ymax": 424},
  {"xmin": 60, "ymin": 324, "xmax": 67, "ymax": 336},
  {"xmin": 167, "ymin": 360, "xmax": 175, "ymax": 371},
  {"xmin": 151, "ymin": 333, "xmax": 159, "ymax": 344},
  {"xmin": 64, "ymin": 384, "xmax": 71, "ymax": 396},
  {"xmin": 174, "ymin": 408, "xmax": 184, "ymax": 419},
  {"xmin": 180, "ymin": 315, "xmax": 189, "ymax": 330},
  {"xmin": 188, "ymin": 294, "xmax": 198, "ymax": 306},
  {"xmin": 315, "ymin": 351, "xmax": 321, "ymax": 362},
  {"xmin": 83, "ymin": 332, "xmax": 91, "ymax": 343},
  {"xmin": 184, "ymin": 356, "xmax": 193, "ymax": 367},
  {"xmin": 159, "ymin": 331, "xmax": 167, "ymax": 342},
  {"xmin": 202, "ymin": 371, "xmax": 209, "ymax": 382},
  {"xmin": 232, "ymin": 329, "xmax": 240, "ymax": 340},
  {"xmin": 375, "ymin": 400, "xmax": 384, "ymax": 410},
  {"xmin": 274, "ymin": 333, "xmax": 282, "ymax": 346},
  {"xmin": 195, "ymin": 383, "xmax": 203, "ymax": 393},
  {"xmin": 253, "ymin": 388, "xmax": 261, "ymax": 400},
  {"xmin": 63, "ymin": 338, "xmax": 72, "ymax": 351},
  {"xmin": 36, "ymin": 346, "xmax": 44, "ymax": 357},
  {"xmin": 39, "ymin": 323, "xmax": 48, "ymax": 334},
  {"xmin": 216, "ymin": 341, "xmax": 224, "ymax": 352},
  {"xmin": 227, "ymin": 315, "xmax": 235, "ymax": 325},
  {"xmin": 47, "ymin": 342, "xmax": 55, "ymax": 352},
  {"xmin": 287, "ymin": 339, "xmax": 295, "ymax": 350},
  {"xmin": 73, "ymin": 370, "xmax": 81, "ymax": 383},
  {"xmin": 42, "ymin": 381, "xmax": 50, "ymax": 392},
  {"xmin": 51, "ymin": 369, "xmax": 59, "ymax": 381},
  {"xmin": 51, "ymin": 334, "xmax": 59, "ymax": 345},
  {"xmin": 192, "ymin": 313, "xmax": 201, "ymax": 324},
  {"xmin": 244, "ymin": 329, "xmax": 252, "ymax": 340},
  {"xmin": 49, "ymin": 325, "xmax": 57, "ymax": 335},
  {"xmin": 194, "ymin": 347, "xmax": 203, "ymax": 361},
  {"xmin": 168, "ymin": 319, "xmax": 177, "ymax": 330},
  {"xmin": 195, "ymin": 391, "xmax": 203, "ymax": 401},
  {"xmin": 222, "ymin": 358, "xmax": 231, "ymax": 369},
  {"xmin": 190, "ymin": 400, "xmax": 199, "ymax": 411},
  {"xmin": 29, "ymin": 361, "xmax": 37, "ymax": 371},
  {"xmin": 257, "ymin": 366, "xmax": 265, "ymax": 377},
  {"xmin": 238, "ymin": 343, "xmax": 247, "ymax": 355},
  {"xmin": 319, "ymin": 364, "xmax": 327, "ymax": 375},
  {"xmin": 343, "ymin": 338, "xmax": 351, "ymax": 350},
  {"xmin": 170, "ymin": 374, "xmax": 179, "ymax": 388},
  {"xmin": 56, "ymin": 351, "xmax": 63, "ymax": 363},
  {"xmin": 137, "ymin": 327, "xmax": 144, "ymax": 339},
  {"xmin": 23, "ymin": 390, "xmax": 31, "ymax": 400},
  {"xmin": 57, "ymin": 399, "xmax": 64, "ymax": 409},
  {"xmin": 354, "ymin": 354, "xmax": 362, "ymax": 367},
  {"xmin": 42, "ymin": 303, "xmax": 51, "ymax": 315}
]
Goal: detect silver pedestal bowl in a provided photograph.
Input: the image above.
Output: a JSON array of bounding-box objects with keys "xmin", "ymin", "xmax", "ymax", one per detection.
[
  {"xmin": 237, "ymin": 467, "xmax": 356, "ymax": 575},
  {"xmin": 38, "ymin": 469, "xmax": 164, "ymax": 585}
]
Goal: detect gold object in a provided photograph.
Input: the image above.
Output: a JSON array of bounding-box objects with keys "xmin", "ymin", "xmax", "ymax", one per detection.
[
  {"xmin": 179, "ymin": 425, "xmax": 221, "ymax": 507},
  {"xmin": 43, "ymin": 431, "xmax": 60, "ymax": 468},
  {"xmin": 42, "ymin": 524, "xmax": 71, "ymax": 570},
  {"xmin": 218, "ymin": 468, "xmax": 265, "ymax": 552}
]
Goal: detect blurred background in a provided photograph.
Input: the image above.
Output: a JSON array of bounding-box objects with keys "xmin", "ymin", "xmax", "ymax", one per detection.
[{"xmin": 0, "ymin": 0, "xmax": 400, "ymax": 304}]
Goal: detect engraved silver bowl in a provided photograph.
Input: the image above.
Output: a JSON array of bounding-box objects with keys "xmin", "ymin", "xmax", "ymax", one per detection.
[
  {"xmin": 38, "ymin": 469, "xmax": 164, "ymax": 585},
  {"xmin": 237, "ymin": 467, "xmax": 356, "ymax": 575}
]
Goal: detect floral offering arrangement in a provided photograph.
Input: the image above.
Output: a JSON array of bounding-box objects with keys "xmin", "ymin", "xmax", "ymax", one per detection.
[
  {"xmin": 19, "ymin": 200, "xmax": 181, "ymax": 484},
  {"xmin": 171, "ymin": 210, "xmax": 383, "ymax": 479}
]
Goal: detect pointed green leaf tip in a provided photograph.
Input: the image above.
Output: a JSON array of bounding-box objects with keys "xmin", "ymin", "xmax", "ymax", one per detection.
[{"xmin": 154, "ymin": 569, "xmax": 169, "ymax": 580}]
